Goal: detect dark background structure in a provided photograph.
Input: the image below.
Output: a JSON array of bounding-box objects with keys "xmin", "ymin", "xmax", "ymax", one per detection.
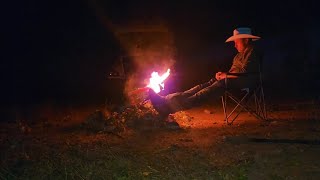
[{"xmin": 2, "ymin": 0, "xmax": 320, "ymax": 112}]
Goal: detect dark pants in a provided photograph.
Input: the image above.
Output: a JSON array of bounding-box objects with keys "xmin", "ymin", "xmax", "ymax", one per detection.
[{"xmin": 164, "ymin": 77, "xmax": 254, "ymax": 111}]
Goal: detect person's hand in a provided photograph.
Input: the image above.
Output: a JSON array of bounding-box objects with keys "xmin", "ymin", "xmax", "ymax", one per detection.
[
  {"xmin": 220, "ymin": 72, "xmax": 227, "ymax": 79},
  {"xmin": 215, "ymin": 72, "xmax": 227, "ymax": 80},
  {"xmin": 215, "ymin": 72, "xmax": 222, "ymax": 80}
]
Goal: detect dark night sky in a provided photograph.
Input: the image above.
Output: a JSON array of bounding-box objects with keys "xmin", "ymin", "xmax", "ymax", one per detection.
[{"xmin": 2, "ymin": 0, "xmax": 320, "ymax": 107}]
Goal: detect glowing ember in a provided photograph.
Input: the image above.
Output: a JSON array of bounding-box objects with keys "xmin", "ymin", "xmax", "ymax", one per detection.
[{"xmin": 147, "ymin": 69, "xmax": 170, "ymax": 93}]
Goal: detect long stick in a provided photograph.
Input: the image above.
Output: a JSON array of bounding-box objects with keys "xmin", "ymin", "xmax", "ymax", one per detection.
[{"xmin": 128, "ymin": 87, "xmax": 150, "ymax": 96}]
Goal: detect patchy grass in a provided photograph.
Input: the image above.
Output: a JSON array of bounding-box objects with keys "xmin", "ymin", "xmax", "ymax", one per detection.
[{"xmin": 1, "ymin": 101, "xmax": 320, "ymax": 179}]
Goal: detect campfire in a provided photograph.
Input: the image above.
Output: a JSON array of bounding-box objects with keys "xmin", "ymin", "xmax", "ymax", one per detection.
[
  {"xmin": 128, "ymin": 68, "xmax": 171, "ymax": 104},
  {"xmin": 147, "ymin": 69, "xmax": 170, "ymax": 93}
]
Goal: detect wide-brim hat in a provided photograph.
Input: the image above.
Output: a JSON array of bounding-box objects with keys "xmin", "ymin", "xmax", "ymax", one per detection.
[{"xmin": 225, "ymin": 27, "xmax": 261, "ymax": 42}]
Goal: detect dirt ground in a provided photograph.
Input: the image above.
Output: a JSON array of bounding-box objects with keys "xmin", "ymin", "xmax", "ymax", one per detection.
[{"xmin": 1, "ymin": 101, "xmax": 320, "ymax": 179}]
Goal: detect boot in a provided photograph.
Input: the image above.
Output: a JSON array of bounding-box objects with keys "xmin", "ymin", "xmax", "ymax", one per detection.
[{"xmin": 148, "ymin": 89, "xmax": 173, "ymax": 116}]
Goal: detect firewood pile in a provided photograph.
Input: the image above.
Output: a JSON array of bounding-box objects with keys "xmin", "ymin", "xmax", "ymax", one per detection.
[{"xmin": 82, "ymin": 100, "xmax": 166, "ymax": 134}]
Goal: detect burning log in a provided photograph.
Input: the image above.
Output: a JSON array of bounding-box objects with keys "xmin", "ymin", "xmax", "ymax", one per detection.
[
  {"xmin": 129, "ymin": 68, "xmax": 170, "ymax": 95},
  {"xmin": 128, "ymin": 69, "xmax": 170, "ymax": 105},
  {"xmin": 147, "ymin": 69, "xmax": 170, "ymax": 93}
]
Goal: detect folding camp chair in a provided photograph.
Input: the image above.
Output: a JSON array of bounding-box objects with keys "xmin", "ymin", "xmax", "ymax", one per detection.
[{"xmin": 221, "ymin": 64, "xmax": 268, "ymax": 125}]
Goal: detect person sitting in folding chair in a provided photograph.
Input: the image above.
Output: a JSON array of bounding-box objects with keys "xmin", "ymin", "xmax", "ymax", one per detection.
[{"xmin": 149, "ymin": 27, "xmax": 263, "ymax": 118}]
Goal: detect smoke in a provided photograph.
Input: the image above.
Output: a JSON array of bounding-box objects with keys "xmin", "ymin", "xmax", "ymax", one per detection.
[
  {"xmin": 113, "ymin": 22, "xmax": 176, "ymax": 103},
  {"xmin": 124, "ymin": 52, "xmax": 176, "ymax": 102}
]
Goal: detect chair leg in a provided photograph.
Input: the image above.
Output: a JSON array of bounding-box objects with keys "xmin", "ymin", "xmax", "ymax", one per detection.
[
  {"xmin": 221, "ymin": 95, "xmax": 227, "ymax": 123},
  {"xmin": 260, "ymin": 86, "xmax": 267, "ymax": 120},
  {"xmin": 222, "ymin": 91, "xmax": 250, "ymax": 125},
  {"xmin": 221, "ymin": 88, "xmax": 268, "ymax": 124},
  {"xmin": 226, "ymin": 92, "xmax": 250, "ymax": 124},
  {"xmin": 254, "ymin": 87, "xmax": 268, "ymax": 120}
]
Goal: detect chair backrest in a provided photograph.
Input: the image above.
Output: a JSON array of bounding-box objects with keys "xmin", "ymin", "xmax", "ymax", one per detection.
[
  {"xmin": 258, "ymin": 52, "xmax": 264, "ymax": 85},
  {"xmin": 247, "ymin": 50, "xmax": 264, "ymax": 90}
]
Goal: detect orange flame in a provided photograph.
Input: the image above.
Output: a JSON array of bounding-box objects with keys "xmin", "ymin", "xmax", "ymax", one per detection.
[{"xmin": 147, "ymin": 69, "xmax": 170, "ymax": 93}]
